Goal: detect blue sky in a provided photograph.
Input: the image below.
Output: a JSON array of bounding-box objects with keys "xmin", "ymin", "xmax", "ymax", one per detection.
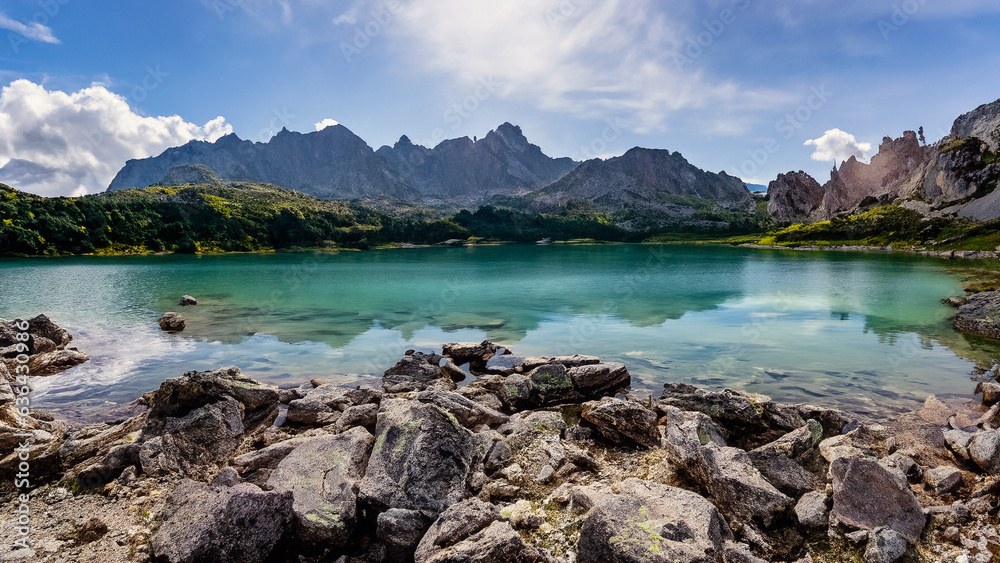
[{"xmin": 1, "ymin": 0, "xmax": 999, "ymax": 197}]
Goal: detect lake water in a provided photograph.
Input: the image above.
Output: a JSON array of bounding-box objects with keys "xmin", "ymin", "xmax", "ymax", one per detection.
[{"xmin": 1, "ymin": 244, "xmax": 997, "ymax": 421}]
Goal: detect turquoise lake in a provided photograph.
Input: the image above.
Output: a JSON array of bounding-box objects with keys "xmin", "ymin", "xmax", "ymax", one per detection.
[{"xmin": 1, "ymin": 244, "xmax": 997, "ymax": 422}]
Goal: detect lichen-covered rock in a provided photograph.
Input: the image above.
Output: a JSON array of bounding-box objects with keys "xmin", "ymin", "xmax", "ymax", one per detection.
[
  {"xmin": 830, "ymin": 456, "xmax": 926, "ymax": 542},
  {"xmin": 151, "ymin": 471, "xmax": 293, "ymax": 563},
  {"xmin": 577, "ymin": 478, "xmax": 732, "ymax": 563},
  {"xmin": 954, "ymin": 291, "xmax": 1000, "ymax": 341},
  {"xmin": 360, "ymin": 399, "xmax": 482, "ymax": 516},
  {"xmin": 266, "ymin": 426, "xmax": 374, "ymax": 545},
  {"xmin": 581, "ymin": 397, "xmax": 659, "ymax": 449}
]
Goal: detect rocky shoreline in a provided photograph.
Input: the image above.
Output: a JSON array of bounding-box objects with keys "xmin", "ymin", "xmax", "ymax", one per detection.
[
  {"xmin": 1, "ymin": 334, "xmax": 998, "ymax": 563},
  {"xmin": 743, "ymin": 243, "xmax": 1000, "ymax": 261}
]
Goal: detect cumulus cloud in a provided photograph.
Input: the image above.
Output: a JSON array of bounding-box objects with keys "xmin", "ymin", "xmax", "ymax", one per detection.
[
  {"xmin": 804, "ymin": 129, "xmax": 872, "ymax": 164},
  {"xmin": 0, "ymin": 80, "xmax": 232, "ymax": 197},
  {"xmin": 376, "ymin": 0, "xmax": 788, "ymax": 133},
  {"xmin": 0, "ymin": 12, "xmax": 59, "ymax": 44},
  {"xmin": 314, "ymin": 118, "xmax": 340, "ymax": 130}
]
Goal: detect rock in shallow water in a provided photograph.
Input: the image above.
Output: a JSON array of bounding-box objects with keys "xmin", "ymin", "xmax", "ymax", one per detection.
[{"xmin": 157, "ymin": 312, "xmax": 186, "ymax": 332}]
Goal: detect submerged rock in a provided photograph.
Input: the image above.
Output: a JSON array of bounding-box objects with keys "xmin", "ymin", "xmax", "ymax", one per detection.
[{"xmin": 179, "ymin": 295, "xmax": 198, "ymax": 306}]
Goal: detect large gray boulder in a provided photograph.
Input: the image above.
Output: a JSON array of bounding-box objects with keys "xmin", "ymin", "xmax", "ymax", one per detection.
[
  {"xmin": 359, "ymin": 399, "xmax": 482, "ymax": 516},
  {"xmin": 954, "ymin": 291, "xmax": 1000, "ymax": 341},
  {"xmin": 265, "ymin": 426, "xmax": 374, "ymax": 546},
  {"xmin": 830, "ymin": 456, "xmax": 926, "ymax": 543},
  {"xmin": 151, "ymin": 470, "xmax": 293, "ymax": 563},
  {"xmin": 577, "ymin": 478, "xmax": 732, "ymax": 563},
  {"xmin": 581, "ymin": 397, "xmax": 660, "ymax": 448},
  {"xmin": 137, "ymin": 368, "xmax": 279, "ymax": 481}
]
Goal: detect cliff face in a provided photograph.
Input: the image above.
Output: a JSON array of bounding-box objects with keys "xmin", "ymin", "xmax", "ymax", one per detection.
[
  {"xmin": 768, "ymin": 98, "xmax": 1000, "ymax": 222},
  {"xmin": 530, "ymin": 147, "xmax": 754, "ymax": 216},
  {"xmin": 109, "ymin": 123, "xmax": 575, "ymax": 206}
]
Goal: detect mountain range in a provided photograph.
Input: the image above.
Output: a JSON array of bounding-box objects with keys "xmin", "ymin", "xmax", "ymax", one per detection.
[{"xmin": 107, "ymin": 123, "xmax": 754, "ymax": 216}]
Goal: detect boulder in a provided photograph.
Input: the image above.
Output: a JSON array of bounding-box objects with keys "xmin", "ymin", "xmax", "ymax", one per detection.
[
  {"xmin": 414, "ymin": 498, "xmax": 500, "ymax": 560},
  {"xmin": 158, "ymin": 312, "xmax": 186, "ymax": 332},
  {"xmin": 416, "ymin": 390, "xmax": 509, "ymax": 428},
  {"xmin": 26, "ymin": 349, "xmax": 90, "ymax": 376},
  {"xmin": 136, "ymin": 368, "xmax": 279, "ymax": 480},
  {"xmin": 581, "ymin": 397, "xmax": 659, "ymax": 449},
  {"xmin": 864, "ymin": 527, "xmax": 908, "ymax": 563},
  {"xmin": 378, "ymin": 508, "xmax": 432, "ymax": 557},
  {"xmin": 697, "ymin": 445, "xmax": 794, "ymax": 529},
  {"xmin": 179, "ymin": 295, "xmax": 198, "ymax": 306},
  {"xmin": 335, "ymin": 402, "xmax": 379, "ymax": 431},
  {"xmin": 954, "ymin": 291, "xmax": 1000, "ymax": 340},
  {"xmin": 139, "ymin": 396, "xmax": 245, "ymax": 480},
  {"xmin": 151, "ymin": 471, "xmax": 293, "ymax": 563},
  {"xmin": 830, "ymin": 456, "xmax": 926, "ymax": 542},
  {"xmin": 285, "ymin": 384, "xmax": 382, "ymax": 426},
  {"xmin": 943, "ymin": 429, "xmax": 975, "ymax": 462},
  {"xmin": 442, "ymin": 340, "xmax": 504, "ymax": 372},
  {"xmin": 266, "ymin": 427, "xmax": 374, "ymax": 545},
  {"xmin": 577, "ymin": 478, "xmax": 732, "ymax": 563},
  {"xmin": 976, "ymin": 381, "xmax": 1000, "ymax": 406},
  {"xmin": 383, "ymin": 351, "xmax": 455, "ymax": 393},
  {"xmin": 527, "ymin": 363, "xmax": 580, "ymax": 404},
  {"xmin": 359, "ymin": 399, "xmax": 481, "ymax": 516},
  {"xmin": 659, "ymin": 384, "xmax": 805, "ymax": 448},
  {"xmin": 794, "ymin": 491, "xmax": 829, "ymax": 529},
  {"xmin": 923, "ymin": 466, "xmax": 962, "ymax": 495},
  {"xmin": 26, "ymin": 314, "xmax": 72, "ymax": 347},
  {"xmin": 968, "ymin": 429, "xmax": 1000, "ymax": 474},
  {"xmin": 567, "ymin": 362, "xmax": 630, "ymax": 397},
  {"xmin": 419, "ymin": 520, "xmax": 538, "ymax": 563}
]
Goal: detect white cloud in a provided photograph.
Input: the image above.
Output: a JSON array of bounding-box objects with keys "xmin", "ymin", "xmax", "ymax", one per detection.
[
  {"xmin": 0, "ymin": 11, "xmax": 60, "ymax": 44},
  {"xmin": 377, "ymin": 0, "xmax": 789, "ymax": 133},
  {"xmin": 314, "ymin": 118, "xmax": 340, "ymax": 130},
  {"xmin": 804, "ymin": 129, "xmax": 872, "ymax": 164},
  {"xmin": 0, "ymin": 80, "xmax": 232, "ymax": 197}
]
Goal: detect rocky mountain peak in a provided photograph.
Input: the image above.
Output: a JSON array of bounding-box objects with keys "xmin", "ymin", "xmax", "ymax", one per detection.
[{"xmin": 951, "ymin": 98, "xmax": 1000, "ymax": 152}]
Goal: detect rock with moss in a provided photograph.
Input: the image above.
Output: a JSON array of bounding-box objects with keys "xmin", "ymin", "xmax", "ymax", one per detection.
[
  {"xmin": 577, "ymin": 478, "xmax": 733, "ymax": 563},
  {"xmin": 359, "ymin": 399, "xmax": 483, "ymax": 517},
  {"xmin": 266, "ymin": 426, "xmax": 375, "ymax": 546}
]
